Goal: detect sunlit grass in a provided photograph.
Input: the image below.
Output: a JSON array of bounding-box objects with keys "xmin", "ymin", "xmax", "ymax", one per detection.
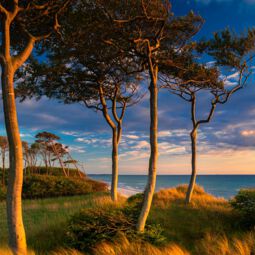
[
  {"xmin": 0, "ymin": 193, "xmax": 111, "ymax": 253},
  {"xmin": 0, "ymin": 186, "xmax": 254, "ymax": 254},
  {"xmin": 92, "ymin": 233, "xmax": 189, "ymax": 255}
]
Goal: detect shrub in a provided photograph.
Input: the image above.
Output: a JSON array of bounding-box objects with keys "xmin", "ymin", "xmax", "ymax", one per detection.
[
  {"xmin": 85, "ymin": 179, "xmax": 108, "ymax": 192},
  {"xmin": 0, "ymin": 175, "xmax": 107, "ymax": 201},
  {"xmin": 22, "ymin": 175, "xmax": 96, "ymax": 199},
  {"xmin": 24, "ymin": 166, "xmax": 86, "ymax": 178},
  {"xmin": 230, "ymin": 189, "xmax": 255, "ymax": 228},
  {"xmin": 66, "ymin": 205, "xmax": 165, "ymax": 252}
]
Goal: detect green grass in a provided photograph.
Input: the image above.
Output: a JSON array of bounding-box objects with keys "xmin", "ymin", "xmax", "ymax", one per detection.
[
  {"xmin": 0, "ymin": 193, "xmax": 110, "ymax": 253},
  {"xmin": 0, "ymin": 185, "xmax": 254, "ymax": 255}
]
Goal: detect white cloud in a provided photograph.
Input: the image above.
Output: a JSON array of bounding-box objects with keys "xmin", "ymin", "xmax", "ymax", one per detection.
[
  {"xmin": 133, "ymin": 140, "xmax": 150, "ymax": 149},
  {"xmin": 124, "ymin": 134, "xmax": 140, "ymax": 139},
  {"xmin": 68, "ymin": 146, "xmax": 86, "ymax": 153}
]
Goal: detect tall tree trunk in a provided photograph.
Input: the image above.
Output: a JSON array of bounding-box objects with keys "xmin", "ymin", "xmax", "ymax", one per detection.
[
  {"xmin": 136, "ymin": 66, "xmax": 158, "ymax": 232},
  {"xmin": 2, "ymin": 150, "xmax": 5, "ymax": 186},
  {"xmin": 186, "ymin": 128, "xmax": 197, "ymax": 204},
  {"xmin": 111, "ymin": 128, "xmax": 119, "ymax": 202},
  {"xmin": 2, "ymin": 64, "xmax": 27, "ymax": 254}
]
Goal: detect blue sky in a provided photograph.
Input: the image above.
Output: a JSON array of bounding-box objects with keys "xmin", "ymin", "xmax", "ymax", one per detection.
[{"xmin": 2, "ymin": 0, "xmax": 255, "ymax": 174}]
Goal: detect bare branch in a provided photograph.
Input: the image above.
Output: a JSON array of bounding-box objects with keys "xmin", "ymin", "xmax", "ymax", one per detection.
[
  {"xmin": 196, "ymin": 101, "xmax": 216, "ymax": 127},
  {"xmin": 0, "ymin": 4, "xmax": 8, "ymax": 16},
  {"xmin": 99, "ymin": 85, "xmax": 116, "ymax": 129}
]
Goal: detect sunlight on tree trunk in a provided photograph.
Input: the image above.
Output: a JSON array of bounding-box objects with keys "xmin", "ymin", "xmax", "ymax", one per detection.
[
  {"xmin": 186, "ymin": 128, "xmax": 197, "ymax": 204},
  {"xmin": 137, "ymin": 65, "xmax": 158, "ymax": 232},
  {"xmin": 2, "ymin": 64, "xmax": 27, "ymax": 254},
  {"xmin": 111, "ymin": 128, "xmax": 119, "ymax": 202}
]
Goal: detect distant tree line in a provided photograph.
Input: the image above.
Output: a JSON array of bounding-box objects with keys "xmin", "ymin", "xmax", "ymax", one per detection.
[
  {"xmin": 1, "ymin": 0, "xmax": 255, "ymax": 254},
  {"xmin": 0, "ymin": 131, "xmax": 82, "ymax": 181}
]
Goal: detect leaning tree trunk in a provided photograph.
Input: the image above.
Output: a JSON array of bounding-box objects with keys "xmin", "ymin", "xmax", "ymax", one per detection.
[
  {"xmin": 136, "ymin": 66, "xmax": 158, "ymax": 232},
  {"xmin": 186, "ymin": 128, "xmax": 198, "ymax": 204},
  {"xmin": 111, "ymin": 127, "xmax": 119, "ymax": 202},
  {"xmin": 2, "ymin": 64, "xmax": 27, "ymax": 254}
]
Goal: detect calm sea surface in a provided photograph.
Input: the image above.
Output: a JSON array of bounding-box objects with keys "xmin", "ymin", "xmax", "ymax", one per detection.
[{"xmin": 89, "ymin": 175, "xmax": 255, "ymax": 199}]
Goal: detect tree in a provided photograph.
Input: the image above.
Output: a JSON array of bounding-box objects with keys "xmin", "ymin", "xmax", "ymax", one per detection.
[
  {"xmin": 161, "ymin": 30, "xmax": 255, "ymax": 203},
  {"xmin": 0, "ymin": 2, "xmax": 70, "ymax": 251},
  {"xmin": 0, "ymin": 136, "xmax": 8, "ymax": 186},
  {"xmin": 35, "ymin": 132, "xmax": 67, "ymax": 176},
  {"xmin": 16, "ymin": 0, "xmax": 143, "ymax": 202},
  {"xmin": 100, "ymin": 0, "xmax": 203, "ymax": 231},
  {"xmin": 22, "ymin": 141, "xmax": 40, "ymax": 174},
  {"xmin": 16, "ymin": 0, "xmax": 203, "ymax": 231}
]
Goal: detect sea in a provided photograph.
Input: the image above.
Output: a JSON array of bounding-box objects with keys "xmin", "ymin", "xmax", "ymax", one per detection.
[{"xmin": 88, "ymin": 174, "xmax": 255, "ymax": 199}]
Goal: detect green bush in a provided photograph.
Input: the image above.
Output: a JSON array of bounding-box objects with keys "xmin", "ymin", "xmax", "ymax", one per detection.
[
  {"xmin": 22, "ymin": 175, "xmax": 99, "ymax": 199},
  {"xmin": 0, "ymin": 175, "xmax": 108, "ymax": 201},
  {"xmin": 230, "ymin": 189, "xmax": 255, "ymax": 228},
  {"xmin": 66, "ymin": 204, "xmax": 165, "ymax": 252},
  {"xmin": 24, "ymin": 166, "xmax": 86, "ymax": 178}
]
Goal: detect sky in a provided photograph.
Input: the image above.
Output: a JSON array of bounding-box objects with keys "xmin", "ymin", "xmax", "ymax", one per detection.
[{"xmin": 1, "ymin": 0, "xmax": 255, "ymax": 175}]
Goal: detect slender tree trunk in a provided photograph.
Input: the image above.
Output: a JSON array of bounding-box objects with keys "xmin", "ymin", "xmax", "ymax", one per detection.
[
  {"xmin": 111, "ymin": 128, "xmax": 119, "ymax": 202},
  {"xmin": 2, "ymin": 63, "xmax": 27, "ymax": 254},
  {"xmin": 186, "ymin": 128, "xmax": 198, "ymax": 204},
  {"xmin": 136, "ymin": 66, "xmax": 158, "ymax": 232},
  {"xmin": 2, "ymin": 151, "xmax": 5, "ymax": 186}
]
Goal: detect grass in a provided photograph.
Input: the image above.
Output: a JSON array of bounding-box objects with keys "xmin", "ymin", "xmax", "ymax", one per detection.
[
  {"xmin": 0, "ymin": 192, "xmax": 113, "ymax": 253},
  {"xmin": 0, "ymin": 185, "xmax": 254, "ymax": 254}
]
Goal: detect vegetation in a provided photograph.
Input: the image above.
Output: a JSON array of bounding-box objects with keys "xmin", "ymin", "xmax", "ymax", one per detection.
[
  {"xmin": 0, "ymin": 186, "xmax": 254, "ymax": 255},
  {"xmin": 0, "ymin": 1, "xmax": 71, "ymax": 252},
  {"xmin": 231, "ymin": 189, "xmax": 255, "ymax": 228},
  {"xmin": 0, "ymin": 0, "xmax": 254, "ymax": 254},
  {"xmin": 0, "ymin": 168, "xmax": 107, "ymax": 201}
]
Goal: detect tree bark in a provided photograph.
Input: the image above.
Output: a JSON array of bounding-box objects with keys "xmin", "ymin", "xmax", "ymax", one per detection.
[
  {"xmin": 2, "ymin": 63, "xmax": 27, "ymax": 255},
  {"xmin": 186, "ymin": 128, "xmax": 198, "ymax": 204},
  {"xmin": 136, "ymin": 65, "xmax": 158, "ymax": 232},
  {"xmin": 2, "ymin": 149, "xmax": 5, "ymax": 186},
  {"xmin": 111, "ymin": 128, "xmax": 119, "ymax": 202}
]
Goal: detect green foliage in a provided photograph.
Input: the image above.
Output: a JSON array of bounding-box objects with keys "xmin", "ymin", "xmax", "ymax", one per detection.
[
  {"xmin": 22, "ymin": 175, "xmax": 104, "ymax": 199},
  {"xmin": 230, "ymin": 189, "xmax": 255, "ymax": 228},
  {"xmin": 24, "ymin": 166, "xmax": 86, "ymax": 178},
  {"xmin": 66, "ymin": 205, "xmax": 165, "ymax": 252},
  {"xmin": 0, "ymin": 174, "xmax": 107, "ymax": 201}
]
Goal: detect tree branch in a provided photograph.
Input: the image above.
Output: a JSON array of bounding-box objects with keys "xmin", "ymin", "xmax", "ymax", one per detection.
[
  {"xmin": 99, "ymin": 85, "xmax": 116, "ymax": 129},
  {"xmin": 0, "ymin": 4, "xmax": 8, "ymax": 16},
  {"xmin": 196, "ymin": 101, "xmax": 216, "ymax": 127}
]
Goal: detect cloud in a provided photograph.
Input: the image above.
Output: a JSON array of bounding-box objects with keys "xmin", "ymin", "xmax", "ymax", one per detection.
[
  {"xmin": 133, "ymin": 140, "xmax": 150, "ymax": 150},
  {"xmin": 124, "ymin": 134, "xmax": 140, "ymax": 139},
  {"xmin": 241, "ymin": 130, "xmax": 255, "ymax": 137},
  {"xmin": 68, "ymin": 146, "xmax": 86, "ymax": 153}
]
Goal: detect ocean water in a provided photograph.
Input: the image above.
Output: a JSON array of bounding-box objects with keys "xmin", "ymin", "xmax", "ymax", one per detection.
[{"xmin": 89, "ymin": 174, "xmax": 255, "ymax": 199}]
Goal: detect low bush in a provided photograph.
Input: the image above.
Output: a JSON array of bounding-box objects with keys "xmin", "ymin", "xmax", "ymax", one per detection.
[
  {"xmin": 24, "ymin": 166, "xmax": 86, "ymax": 178},
  {"xmin": 0, "ymin": 175, "xmax": 107, "ymax": 201},
  {"xmin": 22, "ymin": 175, "xmax": 107, "ymax": 199},
  {"xmin": 66, "ymin": 205, "xmax": 165, "ymax": 252},
  {"xmin": 230, "ymin": 188, "xmax": 255, "ymax": 228}
]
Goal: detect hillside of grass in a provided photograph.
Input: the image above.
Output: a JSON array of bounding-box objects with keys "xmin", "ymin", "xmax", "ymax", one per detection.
[
  {"xmin": 0, "ymin": 184, "xmax": 254, "ymax": 255},
  {"xmin": 0, "ymin": 167, "xmax": 108, "ymax": 201}
]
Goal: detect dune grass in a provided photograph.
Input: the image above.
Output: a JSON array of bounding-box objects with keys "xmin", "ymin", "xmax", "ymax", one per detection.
[
  {"xmin": 0, "ymin": 193, "xmax": 113, "ymax": 253},
  {"xmin": 0, "ymin": 185, "xmax": 254, "ymax": 255}
]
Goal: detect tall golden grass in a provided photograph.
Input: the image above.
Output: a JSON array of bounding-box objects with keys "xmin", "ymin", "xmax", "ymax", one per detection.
[
  {"xmin": 196, "ymin": 232, "xmax": 255, "ymax": 255},
  {"xmin": 154, "ymin": 184, "xmax": 227, "ymax": 209},
  {"xmin": 92, "ymin": 234, "xmax": 189, "ymax": 255}
]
